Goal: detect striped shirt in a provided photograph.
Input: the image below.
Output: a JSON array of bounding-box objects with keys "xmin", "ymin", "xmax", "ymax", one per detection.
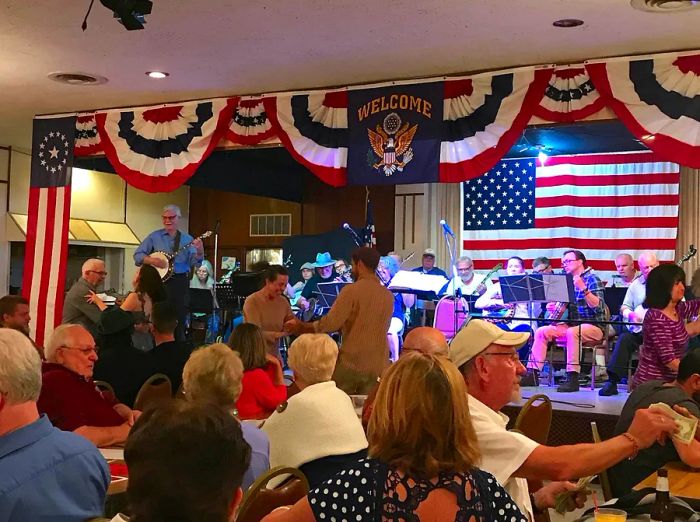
[
  {"xmin": 314, "ymin": 275, "xmax": 394, "ymax": 377},
  {"xmin": 635, "ymin": 300, "xmax": 700, "ymax": 385}
]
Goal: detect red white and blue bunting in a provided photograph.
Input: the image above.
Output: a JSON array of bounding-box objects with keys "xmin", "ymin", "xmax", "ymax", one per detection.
[
  {"xmin": 586, "ymin": 53, "xmax": 700, "ymax": 168},
  {"xmin": 95, "ymin": 98, "xmax": 235, "ymax": 192},
  {"xmin": 264, "ymin": 91, "xmax": 349, "ymax": 187},
  {"xmin": 225, "ymin": 97, "xmax": 276, "ymax": 145},
  {"xmin": 74, "ymin": 114, "xmax": 102, "ymax": 157},
  {"xmin": 532, "ymin": 66, "xmax": 606, "ymax": 123},
  {"xmin": 439, "ymin": 68, "xmax": 553, "ymax": 183}
]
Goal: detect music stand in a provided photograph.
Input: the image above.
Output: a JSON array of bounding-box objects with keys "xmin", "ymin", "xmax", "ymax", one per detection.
[
  {"xmin": 189, "ymin": 288, "xmax": 214, "ymax": 314},
  {"xmin": 316, "ymin": 282, "xmax": 351, "ymax": 309},
  {"xmin": 499, "ymin": 273, "xmax": 575, "ymax": 304}
]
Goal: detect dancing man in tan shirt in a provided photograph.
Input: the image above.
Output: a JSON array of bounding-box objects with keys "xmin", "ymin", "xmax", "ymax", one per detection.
[{"xmin": 285, "ymin": 247, "xmax": 394, "ymax": 394}]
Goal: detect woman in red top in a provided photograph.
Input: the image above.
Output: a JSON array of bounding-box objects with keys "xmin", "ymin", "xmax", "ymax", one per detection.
[{"xmin": 229, "ymin": 323, "xmax": 287, "ymax": 419}]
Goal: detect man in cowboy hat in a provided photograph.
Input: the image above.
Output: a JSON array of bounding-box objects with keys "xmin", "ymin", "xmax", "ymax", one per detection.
[{"xmin": 300, "ymin": 252, "xmax": 340, "ymax": 302}]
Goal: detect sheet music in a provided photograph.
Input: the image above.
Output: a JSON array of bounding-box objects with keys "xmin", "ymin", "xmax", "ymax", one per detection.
[{"xmin": 388, "ymin": 270, "xmax": 448, "ymax": 294}]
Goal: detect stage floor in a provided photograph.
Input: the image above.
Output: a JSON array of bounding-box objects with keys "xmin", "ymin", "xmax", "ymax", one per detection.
[{"xmin": 502, "ymin": 385, "xmax": 630, "ymax": 445}]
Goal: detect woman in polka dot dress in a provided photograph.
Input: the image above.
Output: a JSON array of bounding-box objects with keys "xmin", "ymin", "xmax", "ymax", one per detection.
[{"xmin": 263, "ymin": 352, "xmax": 527, "ymax": 522}]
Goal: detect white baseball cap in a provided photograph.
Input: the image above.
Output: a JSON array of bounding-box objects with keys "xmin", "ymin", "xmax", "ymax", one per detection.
[{"xmin": 449, "ymin": 319, "xmax": 530, "ymax": 368}]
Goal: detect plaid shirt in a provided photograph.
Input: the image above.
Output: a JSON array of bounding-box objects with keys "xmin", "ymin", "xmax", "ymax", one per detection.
[{"xmin": 568, "ymin": 268, "xmax": 606, "ymax": 326}]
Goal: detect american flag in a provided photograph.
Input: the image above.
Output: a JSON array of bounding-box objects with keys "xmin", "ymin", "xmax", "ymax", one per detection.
[
  {"xmin": 22, "ymin": 116, "xmax": 75, "ymax": 347},
  {"xmin": 364, "ymin": 197, "xmax": 377, "ymax": 247},
  {"xmin": 462, "ymin": 152, "xmax": 679, "ymax": 273}
]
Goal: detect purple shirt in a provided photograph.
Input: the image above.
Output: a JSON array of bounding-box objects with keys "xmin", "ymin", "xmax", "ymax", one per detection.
[
  {"xmin": 240, "ymin": 421, "xmax": 270, "ymax": 490},
  {"xmin": 635, "ymin": 300, "xmax": 700, "ymax": 385}
]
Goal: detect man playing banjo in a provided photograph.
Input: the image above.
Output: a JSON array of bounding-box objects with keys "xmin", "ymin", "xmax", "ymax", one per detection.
[{"xmin": 134, "ymin": 204, "xmax": 204, "ymax": 340}]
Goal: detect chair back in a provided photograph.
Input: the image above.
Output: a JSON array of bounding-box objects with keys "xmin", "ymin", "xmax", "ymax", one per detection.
[
  {"xmin": 513, "ymin": 394, "xmax": 552, "ymax": 445},
  {"xmin": 237, "ymin": 466, "xmax": 310, "ymax": 522},
  {"xmin": 591, "ymin": 421, "xmax": 613, "ymax": 501},
  {"xmin": 133, "ymin": 373, "xmax": 172, "ymax": 411},
  {"xmin": 433, "ymin": 296, "xmax": 469, "ymax": 341}
]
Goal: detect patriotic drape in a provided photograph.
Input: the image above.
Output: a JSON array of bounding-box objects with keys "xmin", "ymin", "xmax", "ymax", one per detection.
[
  {"xmin": 461, "ymin": 152, "xmax": 680, "ymax": 273},
  {"xmin": 225, "ymin": 97, "xmax": 276, "ymax": 145},
  {"xmin": 532, "ymin": 66, "xmax": 606, "ymax": 123},
  {"xmin": 23, "ymin": 116, "xmax": 76, "ymax": 347},
  {"xmin": 586, "ymin": 54, "xmax": 700, "ymax": 168},
  {"xmin": 95, "ymin": 98, "xmax": 236, "ymax": 192}
]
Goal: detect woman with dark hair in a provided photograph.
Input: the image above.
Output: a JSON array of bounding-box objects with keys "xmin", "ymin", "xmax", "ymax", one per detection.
[
  {"xmin": 228, "ymin": 323, "xmax": 287, "ymax": 419},
  {"xmin": 262, "ymin": 352, "xmax": 526, "ymax": 521},
  {"xmin": 633, "ymin": 264, "xmax": 700, "ymax": 386}
]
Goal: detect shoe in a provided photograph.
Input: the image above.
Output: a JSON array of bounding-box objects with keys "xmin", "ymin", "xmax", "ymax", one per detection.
[
  {"xmin": 557, "ymin": 372, "xmax": 580, "ymax": 393},
  {"xmin": 598, "ymin": 381, "xmax": 619, "ymax": 396},
  {"xmin": 520, "ymin": 369, "xmax": 540, "ymax": 387}
]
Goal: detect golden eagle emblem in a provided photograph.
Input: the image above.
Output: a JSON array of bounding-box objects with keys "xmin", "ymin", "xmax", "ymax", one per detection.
[{"xmin": 367, "ymin": 112, "xmax": 417, "ymax": 176}]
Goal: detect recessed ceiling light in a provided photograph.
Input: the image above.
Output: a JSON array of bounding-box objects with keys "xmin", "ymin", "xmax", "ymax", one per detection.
[
  {"xmin": 552, "ymin": 18, "xmax": 584, "ymax": 27},
  {"xmin": 631, "ymin": 0, "xmax": 700, "ymax": 12},
  {"xmin": 48, "ymin": 72, "xmax": 108, "ymax": 86},
  {"xmin": 146, "ymin": 71, "xmax": 169, "ymax": 79}
]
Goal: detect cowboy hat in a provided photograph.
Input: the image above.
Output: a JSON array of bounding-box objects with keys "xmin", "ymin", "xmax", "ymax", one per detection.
[{"xmin": 313, "ymin": 252, "xmax": 337, "ymax": 268}]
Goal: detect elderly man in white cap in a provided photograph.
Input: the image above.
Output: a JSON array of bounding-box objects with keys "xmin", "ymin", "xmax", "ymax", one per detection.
[
  {"xmin": 411, "ymin": 248, "xmax": 447, "ymax": 277},
  {"xmin": 449, "ymin": 319, "xmax": 679, "ymax": 521}
]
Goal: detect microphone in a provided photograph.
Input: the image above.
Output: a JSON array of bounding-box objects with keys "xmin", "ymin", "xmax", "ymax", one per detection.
[
  {"xmin": 440, "ymin": 219, "xmax": 455, "ymax": 237},
  {"xmin": 342, "ymin": 223, "xmax": 363, "ymax": 246},
  {"xmin": 214, "ymin": 219, "xmax": 221, "ymax": 233}
]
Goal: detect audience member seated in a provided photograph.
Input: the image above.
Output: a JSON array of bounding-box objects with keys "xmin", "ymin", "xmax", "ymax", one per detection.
[
  {"xmin": 147, "ymin": 302, "xmax": 193, "ymax": 393},
  {"xmin": 37, "ymin": 324, "xmax": 139, "ymax": 447},
  {"xmin": 634, "ymin": 264, "xmax": 700, "ymax": 387},
  {"xmin": 228, "ymin": 323, "xmax": 287, "ymax": 419},
  {"xmin": 361, "ymin": 326, "xmax": 448, "ymax": 429},
  {"xmin": 0, "ymin": 294, "xmax": 43, "ymax": 359},
  {"xmin": 0, "ymin": 328, "xmax": 109, "ymax": 522},
  {"xmin": 62, "ymin": 258, "xmax": 107, "ymax": 340},
  {"xmin": 262, "ymin": 334, "xmax": 367, "ymax": 488},
  {"xmin": 109, "ymin": 400, "xmax": 251, "ymax": 522},
  {"xmin": 182, "ymin": 343, "xmax": 270, "ymax": 490},
  {"xmin": 609, "ymin": 350, "xmax": 700, "ymax": 497},
  {"xmin": 263, "ymin": 351, "xmax": 527, "ymax": 521},
  {"xmin": 451, "ymin": 319, "xmax": 679, "ymax": 520}
]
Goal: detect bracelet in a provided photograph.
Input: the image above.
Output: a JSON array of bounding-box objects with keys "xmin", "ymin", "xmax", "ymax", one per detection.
[
  {"xmin": 583, "ymin": 289, "xmax": 591, "ymax": 296},
  {"xmin": 622, "ymin": 432, "xmax": 639, "ymax": 460}
]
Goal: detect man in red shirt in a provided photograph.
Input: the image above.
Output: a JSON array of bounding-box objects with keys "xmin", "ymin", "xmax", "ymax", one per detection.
[{"xmin": 37, "ymin": 324, "xmax": 140, "ymax": 447}]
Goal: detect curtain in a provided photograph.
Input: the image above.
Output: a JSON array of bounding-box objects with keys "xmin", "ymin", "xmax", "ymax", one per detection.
[
  {"xmin": 433, "ymin": 182, "xmax": 462, "ymax": 275},
  {"xmin": 677, "ymin": 166, "xmax": 700, "ymax": 286}
]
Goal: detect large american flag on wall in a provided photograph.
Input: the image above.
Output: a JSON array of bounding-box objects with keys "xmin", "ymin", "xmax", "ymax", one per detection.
[
  {"xmin": 461, "ymin": 152, "xmax": 679, "ymax": 272},
  {"xmin": 22, "ymin": 116, "xmax": 75, "ymax": 347}
]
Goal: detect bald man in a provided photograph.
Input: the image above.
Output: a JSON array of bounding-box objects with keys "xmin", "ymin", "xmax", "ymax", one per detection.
[
  {"xmin": 62, "ymin": 259, "xmax": 107, "ymax": 339},
  {"xmin": 600, "ymin": 251, "xmax": 659, "ymax": 396},
  {"xmin": 361, "ymin": 327, "xmax": 448, "ymax": 428},
  {"xmin": 607, "ymin": 253, "xmax": 638, "ymax": 288}
]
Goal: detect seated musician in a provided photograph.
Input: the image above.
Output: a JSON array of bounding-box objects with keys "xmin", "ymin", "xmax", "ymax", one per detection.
[
  {"xmin": 378, "ymin": 256, "xmax": 415, "ymax": 361},
  {"xmin": 291, "ymin": 262, "xmax": 315, "ymax": 294},
  {"xmin": 298, "ymin": 252, "xmax": 340, "ymax": 310},
  {"xmin": 411, "ymin": 248, "xmax": 448, "ymax": 277},
  {"xmin": 600, "ymin": 251, "xmax": 658, "ymax": 396},
  {"xmin": 474, "ymin": 257, "xmax": 532, "ymax": 344},
  {"xmin": 525, "ymin": 250, "xmax": 607, "ymax": 392},
  {"xmin": 443, "ymin": 255, "xmax": 489, "ymax": 297},
  {"xmin": 532, "ymin": 256, "xmax": 553, "ymax": 274},
  {"xmin": 606, "ymin": 252, "xmax": 638, "ymax": 288}
]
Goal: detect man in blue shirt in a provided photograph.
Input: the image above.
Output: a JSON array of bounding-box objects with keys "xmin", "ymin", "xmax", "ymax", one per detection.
[
  {"xmin": 134, "ymin": 204, "xmax": 204, "ymax": 340},
  {"xmin": 0, "ymin": 328, "xmax": 109, "ymax": 521},
  {"xmin": 411, "ymin": 248, "xmax": 448, "ymax": 277}
]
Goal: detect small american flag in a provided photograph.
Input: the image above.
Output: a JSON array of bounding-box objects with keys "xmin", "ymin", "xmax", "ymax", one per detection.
[
  {"xmin": 462, "ymin": 152, "xmax": 679, "ymax": 272},
  {"xmin": 22, "ymin": 116, "xmax": 75, "ymax": 346}
]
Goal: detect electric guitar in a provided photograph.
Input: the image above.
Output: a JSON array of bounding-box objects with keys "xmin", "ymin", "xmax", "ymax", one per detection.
[{"xmin": 150, "ymin": 230, "xmax": 212, "ymax": 281}]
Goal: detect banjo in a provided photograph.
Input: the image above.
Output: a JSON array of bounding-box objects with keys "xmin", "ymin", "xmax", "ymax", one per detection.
[{"xmin": 150, "ymin": 230, "xmax": 212, "ymax": 281}]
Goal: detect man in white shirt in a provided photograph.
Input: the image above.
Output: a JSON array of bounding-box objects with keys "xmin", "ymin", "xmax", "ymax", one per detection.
[
  {"xmin": 600, "ymin": 251, "xmax": 659, "ymax": 396},
  {"xmin": 449, "ymin": 319, "xmax": 678, "ymax": 521},
  {"xmin": 443, "ymin": 255, "xmax": 488, "ymax": 297}
]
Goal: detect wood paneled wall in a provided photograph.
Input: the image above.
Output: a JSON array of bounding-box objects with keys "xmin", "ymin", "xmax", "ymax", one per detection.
[{"xmin": 189, "ymin": 176, "xmax": 396, "ymax": 271}]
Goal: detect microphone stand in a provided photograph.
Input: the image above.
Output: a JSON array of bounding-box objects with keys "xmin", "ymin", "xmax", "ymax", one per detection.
[
  {"xmin": 210, "ymin": 220, "xmax": 221, "ymax": 342},
  {"xmin": 441, "ymin": 224, "xmax": 460, "ymax": 338}
]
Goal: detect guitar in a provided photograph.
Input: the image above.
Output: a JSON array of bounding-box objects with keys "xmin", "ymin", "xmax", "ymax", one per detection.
[
  {"xmin": 676, "ymin": 244, "xmax": 697, "ymax": 267},
  {"xmin": 150, "ymin": 230, "xmax": 212, "ymax": 281}
]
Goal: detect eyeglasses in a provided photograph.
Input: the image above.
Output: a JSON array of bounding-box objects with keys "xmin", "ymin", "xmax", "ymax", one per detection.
[
  {"xmin": 457, "ymin": 267, "xmax": 473, "ymax": 272},
  {"xmin": 87, "ymin": 270, "xmax": 108, "ymax": 277},
  {"xmin": 483, "ymin": 351, "xmax": 522, "ymax": 363},
  {"xmin": 61, "ymin": 345, "xmax": 98, "ymax": 355},
  {"xmin": 561, "ymin": 259, "xmax": 578, "ymax": 265},
  {"xmin": 161, "ymin": 214, "xmax": 178, "ymax": 221}
]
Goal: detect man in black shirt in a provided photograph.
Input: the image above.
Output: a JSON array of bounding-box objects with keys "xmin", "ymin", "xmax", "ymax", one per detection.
[
  {"xmin": 609, "ymin": 351, "xmax": 700, "ymax": 497},
  {"xmin": 147, "ymin": 302, "xmax": 193, "ymax": 394},
  {"xmin": 411, "ymin": 248, "xmax": 448, "ymax": 277}
]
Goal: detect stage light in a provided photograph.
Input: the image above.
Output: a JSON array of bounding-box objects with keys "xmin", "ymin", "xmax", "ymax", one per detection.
[
  {"xmin": 99, "ymin": 0, "xmax": 152, "ymax": 30},
  {"xmin": 538, "ymin": 150, "xmax": 548, "ymax": 164},
  {"xmin": 146, "ymin": 71, "xmax": 169, "ymax": 79}
]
